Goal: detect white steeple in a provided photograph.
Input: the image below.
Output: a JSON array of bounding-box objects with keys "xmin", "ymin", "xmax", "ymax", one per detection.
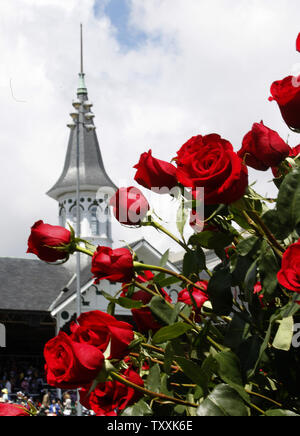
[{"xmin": 47, "ymin": 25, "xmax": 117, "ymax": 252}]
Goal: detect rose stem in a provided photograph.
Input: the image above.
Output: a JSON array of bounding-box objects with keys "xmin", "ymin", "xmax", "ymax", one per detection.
[
  {"xmin": 133, "ymin": 262, "xmax": 208, "ymax": 293},
  {"xmin": 110, "ymin": 371, "xmax": 198, "ymax": 408},
  {"xmin": 245, "ymin": 390, "xmax": 282, "ymax": 407},
  {"xmin": 141, "ymin": 343, "xmax": 165, "ymax": 354},
  {"xmin": 129, "ymin": 352, "xmax": 181, "ymax": 372},
  {"xmin": 248, "ymin": 210, "xmax": 285, "ymax": 254},
  {"xmin": 143, "ymin": 220, "xmax": 188, "ymax": 251},
  {"xmin": 242, "ymin": 211, "xmax": 283, "ymax": 258},
  {"xmin": 75, "ymin": 245, "xmax": 95, "ymax": 256}
]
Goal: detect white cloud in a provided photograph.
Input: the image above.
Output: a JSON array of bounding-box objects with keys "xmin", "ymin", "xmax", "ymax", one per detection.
[{"xmin": 1, "ymin": 0, "xmax": 300, "ymax": 258}]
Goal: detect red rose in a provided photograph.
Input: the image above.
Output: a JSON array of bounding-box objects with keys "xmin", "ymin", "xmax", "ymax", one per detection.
[
  {"xmin": 253, "ymin": 281, "xmax": 265, "ymax": 307},
  {"xmin": 0, "ymin": 403, "xmax": 30, "ymax": 416},
  {"xmin": 27, "ymin": 220, "xmax": 71, "ymax": 263},
  {"xmin": 176, "ymin": 134, "xmax": 248, "ymax": 205},
  {"xmin": 277, "ymin": 240, "xmax": 300, "ymax": 293},
  {"xmin": 177, "ymin": 282, "xmax": 209, "ymax": 321},
  {"xmin": 134, "ymin": 149, "xmax": 178, "ymax": 191},
  {"xmin": 121, "ymin": 271, "xmax": 172, "ymax": 333},
  {"xmin": 70, "ymin": 310, "xmax": 134, "ymax": 360},
  {"xmin": 272, "ymin": 144, "xmax": 300, "ymax": 177},
  {"xmin": 296, "ymin": 33, "xmax": 300, "ymax": 52},
  {"xmin": 237, "ymin": 122, "xmax": 290, "ymax": 171},
  {"xmin": 44, "ymin": 331, "xmax": 104, "ymax": 389},
  {"xmin": 269, "ymin": 75, "xmax": 300, "ymax": 130},
  {"xmin": 91, "ymin": 246, "xmax": 134, "ymax": 283},
  {"xmin": 80, "ymin": 367, "xmax": 144, "ymax": 416},
  {"xmin": 110, "ymin": 187, "xmax": 149, "ymax": 226}
]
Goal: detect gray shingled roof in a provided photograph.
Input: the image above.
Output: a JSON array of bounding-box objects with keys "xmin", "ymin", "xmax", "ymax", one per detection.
[
  {"xmin": 47, "ymin": 91, "xmax": 116, "ymax": 200},
  {"xmin": 49, "ymin": 262, "xmax": 94, "ymax": 311},
  {"xmin": 0, "ymin": 258, "xmax": 73, "ymax": 312}
]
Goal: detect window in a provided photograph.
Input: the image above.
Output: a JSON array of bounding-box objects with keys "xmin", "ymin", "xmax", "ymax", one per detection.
[
  {"xmin": 59, "ymin": 207, "xmax": 66, "ymax": 227},
  {"xmin": 72, "ymin": 206, "xmax": 79, "ymax": 223},
  {"xmin": 90, "ymin": 206, "xmax": 99, "ymax": 235}
]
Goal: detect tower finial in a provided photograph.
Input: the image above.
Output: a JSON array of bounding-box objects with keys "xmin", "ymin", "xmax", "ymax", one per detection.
[
  {"xmin": 80, "ymin": 23, "xmax": 83, "ymax": 75},
  {"xmin": 77, "ymin": 23, "xmax": 87, "ymax": 95}
]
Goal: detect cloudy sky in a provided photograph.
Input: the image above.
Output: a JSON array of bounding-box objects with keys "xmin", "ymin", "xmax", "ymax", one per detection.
[{"xmin": 1, "ymin": 0, "xmax": 300, "ymax": 259}]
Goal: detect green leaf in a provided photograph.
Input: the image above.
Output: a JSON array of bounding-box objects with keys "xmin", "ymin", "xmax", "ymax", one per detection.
[
  {"xmin": 121, "ymin": 400, "xmax": 153, "ymax": 416},
  {"xmin": 117, "ymin": 297, "xmax": 144, "ymax": 309},
  {"xmin": 197, "ymin": 384, "xmax": 249, "ymax": 416},
  {"xmin": 223, "ymin": 314, "xmax": 251, "ymax": 351},
  {"xmin": 236, "ymin": 236, "xmax": 259, "ymax": 257},
  {"xmin": 213, "ymin": 351, "xmax": 250, "ymax": 403},
  {"xmin": 148, "ymin": 296, "xmax": 177, "ymax": 325},
  {"xmin": 176, "ymin": 200, "xmax": 189, "ymax": 238},
  {"xmin": 174, "ymin": 356, "xmax": 208, "ymax": 389},
  {"xmin": 207, "ymin": 267, "xmax": 233, "ymax": 316},
  {"xmin": 106, "ymin": 301, "xmax": 115, "ymax": 316},
  {"xmin": 277, "ymin": 166, "xmax": 300, "ymax": 234},
  {"xmin": 152, "ymin": 322, "xmax": 193, "ymax": 345},
  {"xmin": 237, "ymin": 335, "xmax": 263, "ymax": 380},
  {"xmin": 265, "ymin": 409, "xmax": 300, "ymax": 417},
  {"xmin": 164, "ymin": 341, "xmax": 175, "ymax": 374},
  {"xmin": 280, "ymin": 296, "xmax": 300, "ymax": 318},
  {"xmin": 182, "ymin": 247, "xmax": 206, "ymax": 278},
  {"xmin": 189, "ymin": 231, "xmax": 234, "ymax": 250},
  {"xmin": 146, "ymin": 363, "xmax": 161, "ymax": 393},
  {"xmin": 248, "ymin": 311, "xmax": 281, "ymax": 378},
  {"xmin": 155, "ymin": 276, "xmax": 181, "ymax": 287},
  {"xmin": 272, "ymin": 316, "xmax": 294, "ymax": 351},
  {"xmin": 262, "ymin": 209, "xmax": 291, "ymax": 241},
  {"xmin": 259, "ymin": 241, "xmax": 280, "ymax": 300},
  {"xmin": 160, "ymin": 249, "xmax": 170, "ymax": 268},
  {"xmin": 228, "ymin": 204, "xmax": 253, "ymax": 230},
  {"xmin": 243, "ymin": 259, "xmax": 258, "ymax": 304},
  {"xmin": 99, "ymin": 291, "xmax": 144, "ymax": 309}
]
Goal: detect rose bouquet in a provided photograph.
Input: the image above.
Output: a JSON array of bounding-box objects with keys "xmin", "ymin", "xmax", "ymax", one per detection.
[{"xmin": 8, "ymin": 32, "xmax": 300, "ymax": 418}]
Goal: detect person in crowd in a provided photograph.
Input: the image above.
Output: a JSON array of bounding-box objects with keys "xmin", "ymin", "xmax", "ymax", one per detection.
[
  {"xmin": 62, "ymin": 392, "xmax": 73, "ymax": 416},
  {"xmin": 1, "ymin": 388, "xmax": 9, "ymax": 402},
  {"xmin": 48, "ymin": 398, "xmax": 62, "ymax": 416}
]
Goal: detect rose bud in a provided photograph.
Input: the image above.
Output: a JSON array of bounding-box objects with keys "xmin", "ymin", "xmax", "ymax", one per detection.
[
  {"xmin": 177, "ymin": 281, "xmax": 209, "ymax": 321},
  {"xmin": 27, "ymin": 220, "xmax": 71, "ymax": 263},
  {"xmin": 91, "ymin": 246, "xmax": 134, "ymax": 283},
  {"xmin": 0, "ymin": 403, "xmax": 31, "ymax": 416},
  {"xmin": 237, "ymin": 121, "xmax": 290, "ymax": 171},
  {"xmin": 277, "ymin": 239, "xmax": 300, "ymax": 293},
  {"xmin": 134, "ymin": 149, "xmax": 178, "ymax": 191},
  {"xmin": 44, "ymin": 331, "xmax": 105, "ymax": 389},
  {"xmin": 175, "ymin": 134, "xmax": 248, "ymax": 205},
  {"xmin": 253, "ymin": 281, "xmax": 265, "ymax": 308},
  {"xmin": 80, "ymin": 367, "xmax": 144, "ymax": 416},
  {"xmin": 110, "ymin": 187, "xmax": 149, "ymax": 226},
  {"xmin": 70, "ymin": 310, "xmax": 134, "ymax": 360},
  {"xmin": 269, "ymin": 75, "xmax": 300, "ymax": 131}
]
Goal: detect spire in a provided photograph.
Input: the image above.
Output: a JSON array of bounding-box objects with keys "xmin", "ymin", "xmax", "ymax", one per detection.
[
  {"xmin": 46, "ymin": 25, "xmax": 116, "ymax": 201},
  {"xmin": 77, "ymin": 23, "xmax": 87, "ymax": 96}
]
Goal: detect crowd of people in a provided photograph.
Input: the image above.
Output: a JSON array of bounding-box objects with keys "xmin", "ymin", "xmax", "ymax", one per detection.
[{"xmin": 0, "ymin": 357, "xmax": 94, "ymax": 416}]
